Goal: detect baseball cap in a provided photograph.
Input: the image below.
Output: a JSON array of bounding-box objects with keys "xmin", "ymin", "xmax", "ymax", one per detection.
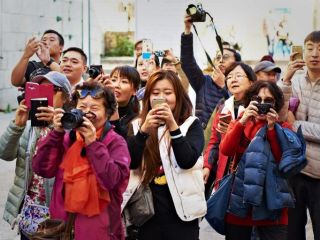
[
  {"xmin": 253, "ymin": 61, "xmax": 281, "ymax": 74},
  {"xmin": 32, "ymin": 71, "xmax": 72, "ymax": 99}
]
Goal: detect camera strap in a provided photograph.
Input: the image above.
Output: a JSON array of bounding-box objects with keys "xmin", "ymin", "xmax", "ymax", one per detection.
[{"xmin": 192, "ymin": 24, "xmax": 216, "ymax": 69}]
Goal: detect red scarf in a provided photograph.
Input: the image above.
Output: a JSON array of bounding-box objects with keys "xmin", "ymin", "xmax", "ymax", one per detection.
[{"xmin": 60, "ymin": 129, "xmax": 110, "ymax": 216}]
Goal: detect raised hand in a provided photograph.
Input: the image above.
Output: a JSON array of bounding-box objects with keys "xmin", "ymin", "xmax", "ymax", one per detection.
[
  {"xmin": 77, "ymin": 116, "xmax": 97, "ymax": 146},
  {"xmin": 23, "ymin": 37, "xmax": 40, "ymax": 59},
  {"xmin": 140, "ymin": 108, "xmax": 163, "ymax": 134},
  {"xmin": 35, "ymin": 106, "xmax": 55, "ymax": 124},
  {"xmin": 15, "ymin": 99, "xmax": 29, "ymax": 127},
  {"xmin": 52, "ymin": 108, "xmax": 65, "ymax": 132}
]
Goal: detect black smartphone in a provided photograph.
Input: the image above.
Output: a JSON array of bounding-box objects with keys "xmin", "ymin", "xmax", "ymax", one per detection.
[{"xmin": 30, "ymin": 98, "xmax": 48, "ymax": 127}]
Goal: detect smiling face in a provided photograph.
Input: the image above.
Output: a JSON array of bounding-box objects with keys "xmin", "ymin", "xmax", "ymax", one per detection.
[
  {"xmin": 76, "ymin": 95, "xmax": 107, "ymax": 130},
  {"xmin": 149, "ymin": 79, "xmax": 176, "ymax": 111},
  {"xmin": 226, "ymin": 65, "xmax": 252, "ymax": 101},
  {"xmin": 110, "ymin": 70, "xmax": 136, "ymax": 107},
  {"xmin": 60, "ymin": 51, "xmax": 87, "ymax": 86},
  {"xmin": 304, "ymin": 41, "xmax": 320, "ymax": 72}
]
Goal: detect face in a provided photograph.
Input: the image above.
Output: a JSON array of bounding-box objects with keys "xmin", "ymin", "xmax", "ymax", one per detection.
[
  {"xmin": 255, "ymin": 87, "xmax": 275, "ymax": 121},
  {"xmin": 76, "ymin": 95, "xmax": 107, "ymax": 129},
  {"xmin": 41, "ymin": 33, "xmax": 63, "ymax": 57},
  {"xmin": 134, "ymin": 42, "xmax": 143, "ymax": 57},
  {"xmin": 216, "ymin": 49, "xmax": 236, "ymax": 73},
  {"xmin": 225, "ymin": 66, "xmax": 252, "ymax": 100},
  {"xmin": 110, "ymin": 71, "xmax": 136, "ymax": 107},
  {"xmin": 304, "ymin": 41, "xmax": 320, "ymax": 71},
  {"xmin": 149, "ymin": 79, "xmax": 176, "ymax": 111},
  {"xmin": 162, "ymin": 62, "xmax": 177, "ymax": 73},
  {"xmin": 256, "ymin": 70, "xmax": 278, "ymax": 82},
  {"xmin": 60, "ymin": 51, "xmax": 87, "ymax": 86},
  {"xmin": 136, "ymin": 55, "xmax": 158, "ymax": 82}
]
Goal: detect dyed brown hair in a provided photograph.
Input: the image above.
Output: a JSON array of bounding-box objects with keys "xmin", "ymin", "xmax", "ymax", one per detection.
[{"xmin": 140, "ymin": 70, "xmax": 193, "ymax": 184}]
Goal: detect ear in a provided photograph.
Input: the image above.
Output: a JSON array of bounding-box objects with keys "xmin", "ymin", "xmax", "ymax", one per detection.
[{"xmin": 83, "ymin": 65, "xmax": 88, "ymax": 74}]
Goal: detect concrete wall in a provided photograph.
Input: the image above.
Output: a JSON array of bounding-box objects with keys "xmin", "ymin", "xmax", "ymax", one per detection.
[{"xmin": 0, "ymin": 0, "xmax": 135, "ymax": 110}]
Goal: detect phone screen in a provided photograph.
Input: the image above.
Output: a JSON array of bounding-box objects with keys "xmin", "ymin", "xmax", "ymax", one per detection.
[
  {"xmin": 151, "ymin": 97, "xmax": 166, "ymax": 109},
  {"xmin": 142, "ymin": 39, "xmax": 153, "ymax": 60}
]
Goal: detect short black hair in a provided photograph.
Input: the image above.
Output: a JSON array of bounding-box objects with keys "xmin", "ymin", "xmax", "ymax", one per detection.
[
  {"xmin": 110, "ymin": 65, "xmax": 140, "ymax": 91},
  {"xmin": 243, "ymin": 80, "xmax": 284, "ymax": 112},
  {"xmin": 304, "ymin": 31, "xmax": 320, "ymax": 44},
  {"xmin": 62, "ymin": 47, "xmax": 87, "ymax": 65},
  {"xmin": 224, "ymin": 48, "xmax": 242, "ymax": 62},
  {"xmin": 43, "ymin": 29, "xmax": 64, "ymax": 46}
]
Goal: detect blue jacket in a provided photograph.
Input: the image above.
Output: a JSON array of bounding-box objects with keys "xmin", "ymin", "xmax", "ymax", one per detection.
[
  {"xmin": 180, "ymin": 33, "xmax": 229, "ymax": 129},
  {"xmin": 228, "ymin": 124, "xmax": 306, "ymax": 221}
]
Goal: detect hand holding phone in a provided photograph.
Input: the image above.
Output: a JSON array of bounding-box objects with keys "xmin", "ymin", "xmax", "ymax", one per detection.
[
  {"xmin": 30, "ymin": 98, "xmax": 49, "ymax": 127},
  {"xmin": 151, "ymin": 97, "xmax": 166, "ymax": 109},
  {"xmin": 217, "ymin": 113, "xmax": 231, "ymax": 134}
]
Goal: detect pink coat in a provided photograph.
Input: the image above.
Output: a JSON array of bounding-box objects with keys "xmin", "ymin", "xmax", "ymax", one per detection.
[{"xmin": 32, "ymin": 128, "xmax": 130, "ymax": 240}]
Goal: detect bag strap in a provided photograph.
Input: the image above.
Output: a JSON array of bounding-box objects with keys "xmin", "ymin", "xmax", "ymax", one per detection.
[
  {"xmin": 63, "ymin": 213, "xmax": 75, "ymax": 240},
  {"xmin": 24, "ymin": 126, "xmax": 36, "ymax": 192}
]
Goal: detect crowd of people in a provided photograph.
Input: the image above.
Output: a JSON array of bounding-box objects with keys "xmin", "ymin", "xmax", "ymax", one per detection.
[{"xmin": 0, "ymin": 11, "xmax": 319, "ymax": 240}]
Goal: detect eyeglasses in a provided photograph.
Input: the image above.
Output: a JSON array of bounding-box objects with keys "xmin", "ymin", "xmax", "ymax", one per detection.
[
  {"xmin": 216, "ymin": 54, "xmax": 232, "ymax": 62},
  {"xmin": 225, "ymin": 74, "xmax": 247, "ymax": 81},
  {"xmin": 251, "ymin": 95, "xmax": 275, "ymax": 105},
  {"xmin": 75, "ymin": 88, "xmax": 105, "ymax": 99}
]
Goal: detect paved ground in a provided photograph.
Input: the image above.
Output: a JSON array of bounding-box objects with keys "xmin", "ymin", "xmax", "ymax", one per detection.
[{"xmin": 0, "ymin": 112, "xmax": 314, "ymax": 239}]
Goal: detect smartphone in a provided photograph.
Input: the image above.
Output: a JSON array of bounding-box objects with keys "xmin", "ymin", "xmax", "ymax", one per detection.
[
  {"xmin": 151, "ymin": 97, "xmax": 166, "ymax": 109},
  {"xmin": 30, "ymin": 98, "xmax": 48, "ymax": 127},
  {"xmin": 219, "ymin": 114, "xmax": 232, "ymax": 124},
  {"xmin": 25, "ymin": 82, "xmax": 54, "ymax": 109},
  {"xmin": 142, "ymin": 39, "xmax": 153, "ymax": 60},
  {"xmin": 291, "ymin": 45, "xmax": 303, "ymax": 61}
]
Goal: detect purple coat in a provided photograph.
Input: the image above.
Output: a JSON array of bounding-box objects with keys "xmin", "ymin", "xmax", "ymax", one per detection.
[{"xmin": 32, "ymin": 128, "xmax": 130, "ymax": 240}]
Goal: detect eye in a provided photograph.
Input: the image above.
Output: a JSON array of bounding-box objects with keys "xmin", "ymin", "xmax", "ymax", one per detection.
[{"xmin": 110, "ymin": 78, "xmax": 117, "ymax": 83}]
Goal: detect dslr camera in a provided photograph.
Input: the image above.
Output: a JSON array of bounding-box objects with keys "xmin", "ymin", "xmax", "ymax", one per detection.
[
  {"xmin": 256, "ymin": 103, "xmax": 272, "ymax": 115},
  {"xmin": 186, "ymin": 4, "xmax": 206, "ymax": 22},
  {"xmin": 88, "ymin": 65, "xmax": 103, "ymax": 79},
  {"xmin": 61, "ymin": 109, "xmax": 85, "ymax": 130},
  {"xmin": 154, "ymin": 50, "xmax": 165, "ymax": 57}
]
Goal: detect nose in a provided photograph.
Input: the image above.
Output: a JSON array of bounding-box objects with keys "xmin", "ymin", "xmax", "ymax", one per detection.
[{"xmin": 311, "ymin": 48, "xmax": 320, "ymax": 57}]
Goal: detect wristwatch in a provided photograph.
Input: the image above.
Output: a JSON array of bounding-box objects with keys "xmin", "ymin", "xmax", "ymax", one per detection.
[{"xmin": 46, "ymin": 58, "xmax": 54, "ymax": 67}]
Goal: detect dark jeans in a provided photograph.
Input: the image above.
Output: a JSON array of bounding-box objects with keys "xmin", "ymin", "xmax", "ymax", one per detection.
[
  {"xmin": 288, "ymin": 173, "xmax": 320, "ymax": 240},
  {"xmin": 225, "ymin": 223, "xmax": 287, "ymax": 240},
  {"xmin": 137, "ymin": 219, "xmax": 199, "ymax": 240}
]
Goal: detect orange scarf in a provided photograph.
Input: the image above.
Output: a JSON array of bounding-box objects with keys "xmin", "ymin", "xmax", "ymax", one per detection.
[{"xmin": 60, "ymin": 128, "xmax": 110, "ymax": 217}]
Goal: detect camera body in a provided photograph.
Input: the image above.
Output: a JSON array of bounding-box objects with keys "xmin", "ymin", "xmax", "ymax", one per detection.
[
  {"xmin": 61, "ymin": 109, "xmax": 85, "ymax": 130},
  {"xmin": 88, "ymin": 65, "xmax": 103, "ymax": 79},
  {"xmin": 186, "ymin": 4, "xmax": 206, "ymax": 22},
  {"xmin": 256, "ymin": 103, "xmax": 272, "ymax": 115},
  {"xmin": 154, "ymin": 50, "xmax": 165, "ymax": 57}
]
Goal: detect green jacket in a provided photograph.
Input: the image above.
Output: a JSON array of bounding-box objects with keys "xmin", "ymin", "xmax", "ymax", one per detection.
[{"xmin": 0, "ymin": 121, "xmax": 53, "ymax": 226}]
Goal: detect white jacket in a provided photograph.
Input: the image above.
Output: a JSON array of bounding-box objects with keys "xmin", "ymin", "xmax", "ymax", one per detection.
[{"xmin": 122, "ymin": 117, "xmax": 207, "ymax": 221}]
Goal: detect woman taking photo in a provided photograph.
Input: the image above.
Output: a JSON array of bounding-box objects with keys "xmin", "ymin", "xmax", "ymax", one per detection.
[
  {"xmin": 203, "ymin": 62, "xmax": 256, "ymax": 195},
  {"xmin": 126, "ymin": 70, "xmax": 206, "ymax": 239},
  {"xmin": 220, "ymin": 81, "xmax": 295, "ymax": 240}
]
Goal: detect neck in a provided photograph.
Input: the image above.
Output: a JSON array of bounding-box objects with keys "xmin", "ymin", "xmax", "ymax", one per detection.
[
  {"xmin": 51, "ymin": 54, "xmax": 60, "ymax": 63},
  {"xmin": 233, "ymin": 93, "xmax": 243, "ymax": 102},
  {"xmin": 308, "ymin": 69, "xmax": 320, "ymax": 82}
]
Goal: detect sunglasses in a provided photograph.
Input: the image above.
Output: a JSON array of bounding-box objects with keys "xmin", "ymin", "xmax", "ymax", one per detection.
[
  {"xmin": 251, "ymin": 95, "xmax": 275, "ymax": 105},
  {"xmin": 75, "ymin": 88, "xmax": 105, "ymax": 99}
]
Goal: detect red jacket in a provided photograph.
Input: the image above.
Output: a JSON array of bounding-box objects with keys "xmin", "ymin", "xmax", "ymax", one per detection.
[
  {"xmin": 220, "ymin": 119, "xmax": 292, "ymax": 226},
  {"xmin": 32, "ymin": 128, "xmax": 130, "ymax": 240}
]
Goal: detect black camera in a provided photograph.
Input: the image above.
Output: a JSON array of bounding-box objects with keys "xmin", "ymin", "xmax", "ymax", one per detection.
[
  {"xmin": 88, "ymin": 65, "xmax": 103, "ymax": 79},
  {"xmin": 154, "ymin": 50, "xmax": 165, "ymax": 57},
  {"xmin": 61, "ymin": 109, "xmax": 85, "ymax": 130},
  {"xmin": 256, "ymin": 103, "xmax": 272, "ymax": 115},
  {"xmin": 186, "ymin": 4, "xmax": 206, "ymax": 22}
]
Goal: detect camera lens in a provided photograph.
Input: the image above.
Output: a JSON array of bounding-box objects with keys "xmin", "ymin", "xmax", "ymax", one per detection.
[
  {"xmin": 61, "ymin": 109, "xmax": 84, "ymax": 130},
  {"xmin": 88, "ymin": 68, "xmax": 100, "ymax": 79}
]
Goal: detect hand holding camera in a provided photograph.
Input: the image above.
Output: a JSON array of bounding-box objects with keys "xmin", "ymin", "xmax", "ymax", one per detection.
[
  {"xmin": 53, "ymin": 108, "xmax": 65, "ymax": 132},
  {"xmin": 77, "ymin": 116, "xmax": 97, "ymax": 146}
]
